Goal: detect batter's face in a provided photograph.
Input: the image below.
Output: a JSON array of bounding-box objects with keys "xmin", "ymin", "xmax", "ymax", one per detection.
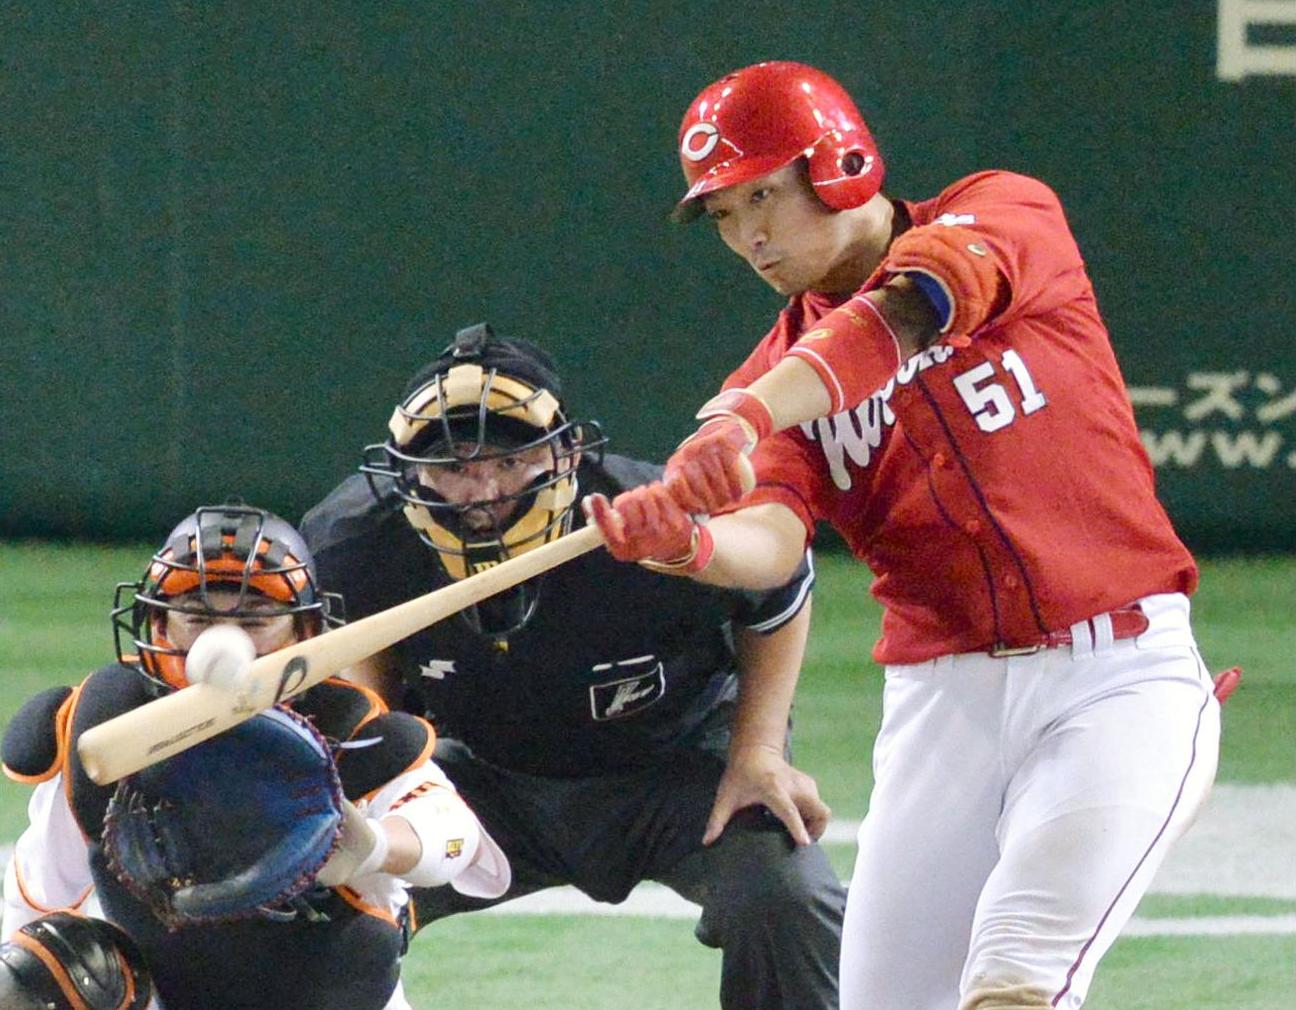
[
  {"xmin": 416, "ymin": 442, "xmax": 559, "ymax": 533},
  {"xmin": 701, "ymin": 162, "xmax": 869, "ymax": 295},
  {"xmin": 164, "ymin": 590, "xmax": 298, "ymax": 655}
]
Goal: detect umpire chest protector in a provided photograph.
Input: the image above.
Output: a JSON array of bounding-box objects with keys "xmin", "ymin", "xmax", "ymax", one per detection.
[{"xmin": 305, "ymin": 455, "xmax": 812, "ymax": 777}]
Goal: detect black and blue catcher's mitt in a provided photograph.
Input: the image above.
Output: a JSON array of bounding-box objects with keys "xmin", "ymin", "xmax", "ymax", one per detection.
[{"xmin": 103, "ymin": 706, "xmax": 343, "ymax": 928}]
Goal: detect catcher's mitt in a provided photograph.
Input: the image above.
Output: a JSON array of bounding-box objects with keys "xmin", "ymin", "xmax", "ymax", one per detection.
[{"xmin": 103, "ymin": 706, "xmax": 342, "ymax": 928}]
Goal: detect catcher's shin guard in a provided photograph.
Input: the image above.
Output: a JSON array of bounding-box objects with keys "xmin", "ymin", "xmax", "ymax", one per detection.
[{"xmin": 0, "ymin": 912, "xmax": 154, "ymax": 1010}]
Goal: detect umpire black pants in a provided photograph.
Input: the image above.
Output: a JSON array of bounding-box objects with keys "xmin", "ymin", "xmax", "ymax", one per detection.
[{"xmin": 411, "ymin": 737, "xmax": 844, "ymax": 1010}]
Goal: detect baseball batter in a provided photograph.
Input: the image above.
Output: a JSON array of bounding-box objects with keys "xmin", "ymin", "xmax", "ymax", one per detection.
[{"xmin": 586, "ymin": 61, "xmax": 1221, "ymax": 1010}]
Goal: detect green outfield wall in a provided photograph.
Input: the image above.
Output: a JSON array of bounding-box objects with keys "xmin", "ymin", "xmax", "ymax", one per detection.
[{"xmin": 2, "ymin": 3, "xmax": 1292, "ymax": 550}]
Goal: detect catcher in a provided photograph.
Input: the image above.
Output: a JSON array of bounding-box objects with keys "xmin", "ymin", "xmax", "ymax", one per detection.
[{"xmin": 1, "ymin": 501, "xmax": 509, "ymax": 1010}]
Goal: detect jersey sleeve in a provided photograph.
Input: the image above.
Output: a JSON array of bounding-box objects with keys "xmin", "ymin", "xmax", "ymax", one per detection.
[
  {"xmin": 2, "ymin": 775, "xmax": 95, "ymax": 939},
  {"xmin": 922, "ymin": 170, "xmax": 1091, "ymax": 332},
  {"xmin": 711, "ymin": 429, "xmax": 823, "ymax": 633},
  {"xmin": 728, "ymin": 548, "xmax": 815, "ymax": 634}
]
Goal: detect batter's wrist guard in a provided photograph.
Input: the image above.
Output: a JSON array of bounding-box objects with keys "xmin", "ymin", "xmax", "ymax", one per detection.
[
  {"xmin": 785, "ymin": 295, "xmax": 905, "ymax": 414},
  {"xmin": 882, "ymin": 223, "xmax": 1004, "ymax": 337},
  {"xmin": 638, "ymin": 522, "xmax": 715, "ymax": 575},
  {"xmin": 694, "ymin": 388, "xmax": 775, "ymax": 448}
]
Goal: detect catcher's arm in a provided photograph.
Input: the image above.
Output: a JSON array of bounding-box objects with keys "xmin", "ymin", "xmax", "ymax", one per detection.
[
  {"xmin": 314, "ymin": 799, "xmax": 404, "ymax": 888},
  {"xmin": 78, "ymin": 524, "xmax": 603, "ymax": 785},
  {"xmin": 320, "ymin": 765, "xmax": 510, "ymax": 896}
]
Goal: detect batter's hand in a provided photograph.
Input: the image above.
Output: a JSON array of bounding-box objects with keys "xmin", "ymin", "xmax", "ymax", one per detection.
[
  {"xmin": 703, "ymin": 744, "xmax": 830, "ymax": 847},
  {"xmin": 664, "ymin": 389, "xmax": 771, "ymax": 514},
  {"xmin": 663, "ymin": 420, "xmax": 754, "ymax": 515},
  {"xmin": 584, "ymin": 484, "xmax": 714, "ymax": 572}
]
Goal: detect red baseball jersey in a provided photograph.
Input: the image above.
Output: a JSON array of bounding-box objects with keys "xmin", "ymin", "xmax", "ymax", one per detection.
[{"xmin": 725, "ymin": 171, "xmax": 1197, "ymax": 664}]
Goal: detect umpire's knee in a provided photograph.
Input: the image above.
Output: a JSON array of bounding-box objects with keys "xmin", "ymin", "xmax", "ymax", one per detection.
[{"xmin": 695, "ymin": 819, "xmax": 843, "ymax": 948}]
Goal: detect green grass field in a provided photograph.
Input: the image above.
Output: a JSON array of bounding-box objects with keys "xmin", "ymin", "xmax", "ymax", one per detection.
[{"xmin": 1, "ymin": 543, "xmax": 1293, "ymax": 1009}]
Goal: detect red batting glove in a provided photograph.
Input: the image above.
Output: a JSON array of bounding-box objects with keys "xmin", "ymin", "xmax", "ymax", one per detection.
[
  {"xmin": 583, "ymin": 484, "xmax": 714, "ymax": 574},
  {"xmin": 663, "ymin": 389, "xmax": 772, "ymax": 515}
]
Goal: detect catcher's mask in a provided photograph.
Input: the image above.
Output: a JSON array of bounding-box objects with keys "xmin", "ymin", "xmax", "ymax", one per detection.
[
  {"xmin": 0, "ymin": 912, "xmax": 154, "ymax": 1010},
  {"xmin": 112, "ymin": 500, "xmax": 341, "ymax": 691},
  {"xmin": 362, "ymin": 322, "xmax": 604, "ymax": 639}
]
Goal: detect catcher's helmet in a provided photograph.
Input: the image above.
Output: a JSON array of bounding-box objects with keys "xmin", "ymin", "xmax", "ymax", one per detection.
[
  {"xmin": 673, "ymin": 60, "xmax": 884, "ymax": 222},
  {"xmin": 0, "ymin": 912, "xmax": 153, "ymax": 1010},
  {"xmin": 362, "ymin": 322, "xmax": 604, "ymax": 638},
  {"xmin": 112, "ymin": 501, "xmax": 339, "ymax": 690}
]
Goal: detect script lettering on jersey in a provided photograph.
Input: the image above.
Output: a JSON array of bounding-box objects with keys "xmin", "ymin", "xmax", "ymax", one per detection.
[{"xmin": 801, "ymin": 343, "xmax": 956, "ymax": 490}]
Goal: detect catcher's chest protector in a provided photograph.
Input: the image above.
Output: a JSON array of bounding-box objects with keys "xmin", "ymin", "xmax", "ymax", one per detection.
[
  {"xmin": 66, "ymin": 671, "xmax": 413, "ymax": 1010},
  {"xmin": 66, "ymin": 665, "xmax": 157, "ymax": 842}
]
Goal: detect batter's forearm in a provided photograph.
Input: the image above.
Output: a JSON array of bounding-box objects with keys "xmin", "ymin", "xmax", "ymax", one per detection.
[
  {"xmin": 691, "ymin": 504, "xmax": 809, "ymax": 591},
  {"xmin": 747, "ymin": 279, "xmax": 938, "ymax": 425}
]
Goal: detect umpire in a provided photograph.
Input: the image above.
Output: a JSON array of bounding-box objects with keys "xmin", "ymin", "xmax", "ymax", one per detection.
[{"xmin": 301, "ymin": 323, "xmax": 844, "ymax": 1009}]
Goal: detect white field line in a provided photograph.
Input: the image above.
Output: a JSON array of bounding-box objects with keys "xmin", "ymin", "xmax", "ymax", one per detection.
[
  {"xmin": 822, "ymin": 782, "xmax": 1296, "ymax": 900},
  {"xmin": 478, "ymin": 887, "xmax": 1296, "ymax": 936},
  {"xmin": 3, "ymin": 785, "xmax": 1292, "ymax": 936}
]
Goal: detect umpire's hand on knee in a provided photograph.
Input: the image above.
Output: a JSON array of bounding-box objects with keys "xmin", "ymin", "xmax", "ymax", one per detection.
[{"xmin": 704, "ymin": 743, "xmax": 831, "ymax": 848}]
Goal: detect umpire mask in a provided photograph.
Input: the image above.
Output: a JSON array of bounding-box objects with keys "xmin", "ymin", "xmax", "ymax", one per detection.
[{"xmin": 364, "ymin": 323, "xmax": 603, "ymax": 639}]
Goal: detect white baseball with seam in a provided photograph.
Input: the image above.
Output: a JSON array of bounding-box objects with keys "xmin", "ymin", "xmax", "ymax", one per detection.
[{"xmin": 183, "ymin": 625, "xmax": 257, "ymax": 692}]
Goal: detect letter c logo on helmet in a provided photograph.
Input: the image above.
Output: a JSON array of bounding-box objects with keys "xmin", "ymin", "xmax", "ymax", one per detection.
[
  {"xmin": 672, "ymin": 60, "xmax": 885, "ymax": 222},
  {"xmin": 681, "ymin": 122, "xmax": 721, "ymax": 163}
]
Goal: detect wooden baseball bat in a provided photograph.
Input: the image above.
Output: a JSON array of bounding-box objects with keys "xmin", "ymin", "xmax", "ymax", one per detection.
[{"xmin": 77, "ymin": 524, "xmax": 604, "ymax": 785}]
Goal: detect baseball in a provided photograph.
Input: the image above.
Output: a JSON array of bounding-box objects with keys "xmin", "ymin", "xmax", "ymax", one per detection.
[{"xmin": 184, "ymin": 624, "xmax": 257, "ymax": 691}]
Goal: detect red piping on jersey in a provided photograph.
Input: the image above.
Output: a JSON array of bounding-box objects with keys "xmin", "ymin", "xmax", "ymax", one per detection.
[
  {"xmin": 1050, "ymin": 670, "xmax": 1214, "ymax": 1006},
  {"xmin": 389, "ymin": 779, "xmax": 452, "ymax": 812},
  {"xmin": 911, "ymin": 373, "xmax": 1049, "ymax": 636}
]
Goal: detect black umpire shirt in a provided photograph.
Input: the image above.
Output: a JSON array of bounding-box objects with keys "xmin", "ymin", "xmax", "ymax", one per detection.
[{"xmin": 301, "ymin": 454, "xmax": 813, "ymax": 778}]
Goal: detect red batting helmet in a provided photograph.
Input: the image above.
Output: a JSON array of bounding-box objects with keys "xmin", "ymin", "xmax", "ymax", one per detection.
[{"xmin": 673, "ymin": 61, "xmax": 884, "ymax": 222}]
